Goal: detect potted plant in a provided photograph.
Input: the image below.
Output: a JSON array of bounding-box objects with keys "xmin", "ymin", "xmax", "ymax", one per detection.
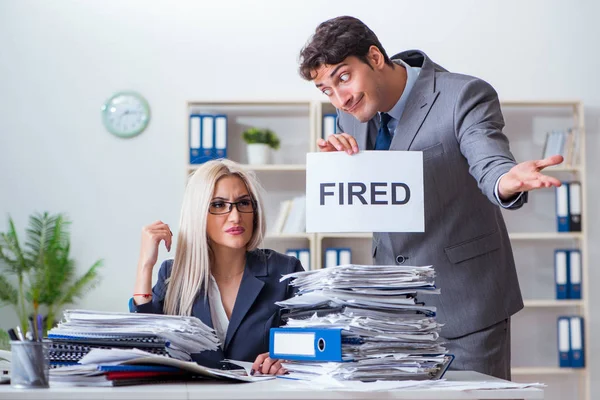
[
  {"xmin": 0, "ymin": 212, "xmax": 103, "ymax": 336},
  {"xmin": 0, "ymin": 330, "xmax": 8, "ymax": 350},
  {"xmin": 241, "ymin": 127, "xmax": 280, "ymax": 164}
]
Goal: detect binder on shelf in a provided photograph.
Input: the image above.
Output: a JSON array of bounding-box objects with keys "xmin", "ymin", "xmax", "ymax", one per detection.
[
  {"xmin": 554, "ymin": 250, "xmax": 569, "ymax": 300},
  {"xmin": 214, "ymin": 115, "xmax": 228, "ymax": 159},
  {"xmin": 338, "ymin": 248, "xmax": 351, "ymax": 265},
  {"xmin": 189, "ymin": 115, "xmax": 203, "ymax": 164},
  {"xmin": 298, "ymin": 248, "xmax": 311, "ymax": 271},
  {"xmin": 555, "ymin": 183, "xmax": 570, "ymax": 232},
  {"xmin": 286, "ymin": 249, "xmax": 297, "ymax": 258},
  {"xmin": 189, "ymin": 114, "xmax": 228, "ymax": 164},
  {"xmin": 570, "ymin": 316, "xmax": 585, "ymax": 368},
  {"xmin": 322, "ymin": 113, "xmax": 337, "ymax": 139},
  {"xmin": 286, "ymin": 248, "xmax": 311, "ymax": 270},
  {"xmin": 568, "ymin": 250, "xmax": 582, "ymax": 300},
  {"xmin": 557, "ymin": 316, "xmax": 571, "ymax": 368},
  {"xmin": 568, "ymin": 181, "xmax": 582, "ymax": 232},
  {"xmin": 201, "ymin": 115, "xmax": 214, "ymax": 160},
  {"xmin": 324, "ymin": 248, "xmax": 338, "ymax": 268},
  {"xmin": 269, "ymin": 327, "xmax": 344, "ymax": 362},
  {"xmin": 324, "ymin": 247, "xmax": 352, "ymax": 268}
]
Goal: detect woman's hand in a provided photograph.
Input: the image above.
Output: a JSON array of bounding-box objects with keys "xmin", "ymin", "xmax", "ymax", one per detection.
[
  {"xmin": 133, "ymin": 221, "xmax": 172, "ymax": 306},
  {"xmin": 138, "ymin": 220, "xmax": 173, "ymax": 270},
  {"xmin": 250, "ymin": 352, "xmax": 287, "ymax": 376}
]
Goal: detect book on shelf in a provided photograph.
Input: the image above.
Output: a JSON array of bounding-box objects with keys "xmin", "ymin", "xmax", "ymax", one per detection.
[
  {"xmin": 281, "ymin": 196, "xmax": 306, "ymax": 234},
  {"xmin": 270, "ymin": 200, "xmax": 293, "ymax": 235},
  {"xmin": 541, "ymin": 128, "xmax": 579, "ymax": 167},
  {"xmin": 269, "ymin": 196, "xmax": 306, "ymax": 235}
]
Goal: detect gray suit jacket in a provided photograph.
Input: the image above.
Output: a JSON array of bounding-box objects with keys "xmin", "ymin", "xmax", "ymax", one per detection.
[
  {"xmin": 336, "ymin": 50, "xmax": 524, "ymax": 338},
  {"xmin": 130, "ymin": 249, "xmax": 304, "ymax": 362}
]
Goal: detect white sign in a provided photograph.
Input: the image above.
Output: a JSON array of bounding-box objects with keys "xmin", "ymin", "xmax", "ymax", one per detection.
[{"xmin": 306, "ymin": 151, "xmax": 424, "ymax": 233}]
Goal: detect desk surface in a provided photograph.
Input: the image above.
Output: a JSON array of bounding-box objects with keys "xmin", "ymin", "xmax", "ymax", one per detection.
[{"xmin": 0, "ymin": 371, "xmax": 543, "ymax": 400}]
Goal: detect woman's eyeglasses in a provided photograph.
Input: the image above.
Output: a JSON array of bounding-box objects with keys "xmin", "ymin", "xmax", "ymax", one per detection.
[{"xmin": 208, "ymin": 199, "xmax": 256, "ymax": 215}]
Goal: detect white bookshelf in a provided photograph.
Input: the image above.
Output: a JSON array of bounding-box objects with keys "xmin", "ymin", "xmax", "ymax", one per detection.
[
  {"xmin": 509, "ymin": 232, "xmax": 584, "ymax": 240},
  {"xmin": 188, "ymin": 164, "xmax": 307, "ymax": 173},
  {"xmin": 186, "ymin": 99, "xmax": 588, "ymax": 400},
  {"xmin": 318, "ymin": 233, "xmax": 373, "ymax": 239},
  {"xmin": 500, "ymin": 101, "xmax": 588, "ymax": 400},
  {"xmin": 523, "ymin": 300, "xmax": 584, "ymax": 308},
  {"xmin": 186, "ymin": 100, "xmax": 318, "ymax": 270},
  {"xmin": 512, "ymin": 367, "xmax": 583, "ymax": 376},
  {"xmin": 312, "ymin": 100, "xmax": 590, "ymax": 400}
]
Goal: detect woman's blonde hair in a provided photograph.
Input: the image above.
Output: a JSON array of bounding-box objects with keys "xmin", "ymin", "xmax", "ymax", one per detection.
[{"xmin": 163, "ymin": 159, "xmax": 266, "ymax": 316}]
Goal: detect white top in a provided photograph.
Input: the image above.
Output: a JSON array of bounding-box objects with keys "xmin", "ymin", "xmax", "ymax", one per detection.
[{"xmin": 208, "ymin": 275, "xmax": 229, "ymax": 346}]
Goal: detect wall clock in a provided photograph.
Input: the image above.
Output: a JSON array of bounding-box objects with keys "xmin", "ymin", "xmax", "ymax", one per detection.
[{"xmin": 101, "ymin": 91, "xmax": 150, "ymax": 138}]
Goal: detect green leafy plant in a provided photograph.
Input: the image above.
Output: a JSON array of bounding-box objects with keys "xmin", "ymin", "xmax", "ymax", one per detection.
[
  {"xmin": 0, "ymin": 329, "xmax": 8, "ymax": 350},
  {"xmin": 241, "ymin": 128, "xmax": 280, "ymax": 150},
  {"xmin": 0, "ymin": 212, "xmax": 103, "ymax": 336}
]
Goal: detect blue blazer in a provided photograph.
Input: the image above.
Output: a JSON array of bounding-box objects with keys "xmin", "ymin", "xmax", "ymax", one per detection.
[{"xmin": 130, "ymin": 248, "xmax": 304, "ymax": 363}]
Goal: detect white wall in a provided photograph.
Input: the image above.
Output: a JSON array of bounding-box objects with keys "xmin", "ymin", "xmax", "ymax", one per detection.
[{"xmin": 1, "ymin": 0, "xmax": 598, "ymax": 393}]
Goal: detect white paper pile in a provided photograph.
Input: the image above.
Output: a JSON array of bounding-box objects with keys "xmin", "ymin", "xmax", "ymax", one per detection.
[
  {"xmin": 49, "ymin": 309, "xmax": 219, "ymax": 360},
  {"xmin": 276, "ymin": 264, "xmax": 449, "ymax": 381}
]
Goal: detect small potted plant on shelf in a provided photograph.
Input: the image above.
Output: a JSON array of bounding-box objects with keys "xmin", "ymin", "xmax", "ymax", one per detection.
[{"xmin": 241, "ymin": 127, "xmax": 280, "ymax": 165}]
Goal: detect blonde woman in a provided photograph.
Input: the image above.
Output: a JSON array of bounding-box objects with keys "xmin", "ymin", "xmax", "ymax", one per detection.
[{"xmin": 130, "ymin": 159, "xmax": 304, "ymax": 375}]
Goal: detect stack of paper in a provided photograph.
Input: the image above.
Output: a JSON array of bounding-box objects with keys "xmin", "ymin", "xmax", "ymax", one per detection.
[
  {"xmin": 48, "ymin": 348, "xmax": 272, "ymax": 386},
  {"xmin": 275, "ymin": 264, "xmax": 449, "ymax": 381},
  {"xmin": 48, "ymin": 310, "xmax": 219, "ymax": 362}
]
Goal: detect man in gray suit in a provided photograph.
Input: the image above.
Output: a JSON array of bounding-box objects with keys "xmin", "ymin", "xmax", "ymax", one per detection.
[{"xmin": 299, "ymin": 16, "xmax": 563, "ymax": 380}]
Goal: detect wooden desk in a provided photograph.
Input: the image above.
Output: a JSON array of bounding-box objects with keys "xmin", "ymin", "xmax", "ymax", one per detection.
[{"xmin": 0, "ymin": 371, "xmax": 543, "ymax": 400}]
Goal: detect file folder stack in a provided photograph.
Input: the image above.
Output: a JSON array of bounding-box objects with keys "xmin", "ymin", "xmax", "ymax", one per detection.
[
  {"xmin": 554, "ymin": 249, "xmax": 582, "ymax": 300},
  {"xmin": 272, "ymin": 264, "xmax": 450, "ymax": 381},
  {"xmin": 555, "ymin": 181, "xmax": 582, "ymax": 232},
  {"xmin": 557, "ymin": 316, "xmax": 585, "ymax": 368},
  {"xmin": 48, "ymin": 310, "xmax": 219, "ymax": 365},
  {"xmin": 189, "ymin": 114, "xmax": 228, "ymax": 164}
]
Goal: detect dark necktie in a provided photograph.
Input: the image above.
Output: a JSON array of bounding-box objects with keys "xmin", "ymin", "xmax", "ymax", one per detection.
[{"xmin": 374, "ymin": 112, "xmax": 392, "ymax": 150}]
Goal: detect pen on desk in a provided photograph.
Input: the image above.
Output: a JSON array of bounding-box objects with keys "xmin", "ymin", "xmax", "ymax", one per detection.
[{"xmin": 37, "ymin": 314, "xmax": 43, "ymax": 341}]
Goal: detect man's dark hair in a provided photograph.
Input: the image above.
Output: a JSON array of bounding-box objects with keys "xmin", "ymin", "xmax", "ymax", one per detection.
[{"xmin": 298, "ymin": 16, "xmax": 393, "ymax": 81}]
